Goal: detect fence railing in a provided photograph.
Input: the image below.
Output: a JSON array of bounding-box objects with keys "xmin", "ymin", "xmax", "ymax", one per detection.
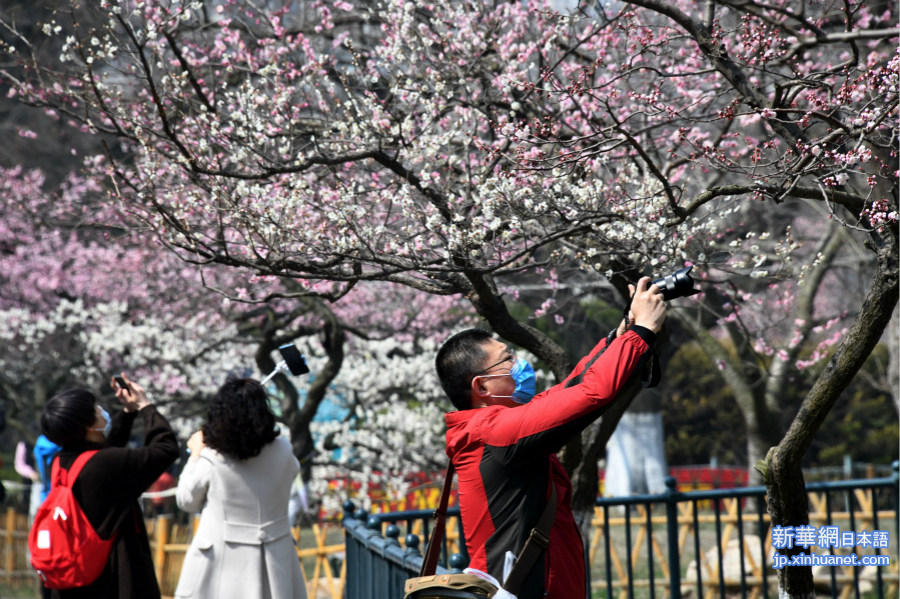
[
  {"xmin": 2, "ymin": 463, "xmax": 896, "ymax": 599},
  {"xmin": 342, "ymin": 503, "xmax": 465, "ymax": 599},
  {"xmin": 343, "ymin": 463, "xmax": 900, "ymax": 599}
]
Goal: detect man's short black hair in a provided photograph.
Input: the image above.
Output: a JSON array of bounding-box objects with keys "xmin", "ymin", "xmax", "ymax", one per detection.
[{"xmin": 435, "ymin": 328, "xmax": 494, "ymax": 411}]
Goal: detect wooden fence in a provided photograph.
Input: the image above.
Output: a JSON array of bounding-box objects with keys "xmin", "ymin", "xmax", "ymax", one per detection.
[
  {"xmin": 2, "ymin": 487, "xmax": 896, "ymax": 599},
  {"xmin": 0, "ymin": 509, "xmax": 349, "ymax": 599},
  {"xmin": 0, "ymin": 508, "xmax": 34, "ymax": 584}
]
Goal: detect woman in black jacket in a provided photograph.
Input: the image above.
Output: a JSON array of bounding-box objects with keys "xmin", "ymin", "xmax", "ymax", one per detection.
[{"xmin": 41, "ymin": 374, "xmax": 179, "ymax": 599}]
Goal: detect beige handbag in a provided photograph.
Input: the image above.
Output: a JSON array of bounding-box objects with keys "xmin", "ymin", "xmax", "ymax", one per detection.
[
  {"xmin": 404, "ymin": 464, "xmax": 556, "ymax": 599},
  {"xmin": 404, "ymin": 572, "xmax": 499, "ymax": 598}
]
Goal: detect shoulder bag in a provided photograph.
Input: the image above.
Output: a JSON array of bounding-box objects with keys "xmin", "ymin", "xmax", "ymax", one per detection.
[{"xmin": 403, "ymin": 463, "xmax": 557, "ymax": 599}]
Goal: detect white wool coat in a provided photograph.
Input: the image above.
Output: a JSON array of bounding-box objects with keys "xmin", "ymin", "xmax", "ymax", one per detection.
[{"xmin": 174, "ymin": 436, "xmax": 307, "ymax": 599}]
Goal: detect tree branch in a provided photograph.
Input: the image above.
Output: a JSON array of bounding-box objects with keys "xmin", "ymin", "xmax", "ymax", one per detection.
[
  {"xmin": 776, "ymin": 28, "xmax": 900, "ymax": 64},
  {"xmin": 664, "ymin": 184, "xmax": 867, "ymax": 226},
  {"xmin": 621, "ymin": 0, "xmax": 809, "ymax": 146}
]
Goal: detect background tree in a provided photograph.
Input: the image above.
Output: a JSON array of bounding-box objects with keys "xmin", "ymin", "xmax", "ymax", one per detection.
[
  {"xmin": 668, "ymin": 213, "xmax": 870, "ymax": 485},
  {"xmin": 0, "ymin": 164, "xmax": 468, "ymax": 507},
  {"xmin": 237, "ymin": 281, "xmax": 468, "ymax": 485}
]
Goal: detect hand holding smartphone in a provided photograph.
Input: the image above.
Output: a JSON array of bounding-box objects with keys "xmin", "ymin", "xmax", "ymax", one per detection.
[
  {"xmin": 113, "ymin": 375, "xmax": 131, "ymax": 394},
  {"xmin": 111, "ymin": 373, "xmax": 150, "ymax": 413}
]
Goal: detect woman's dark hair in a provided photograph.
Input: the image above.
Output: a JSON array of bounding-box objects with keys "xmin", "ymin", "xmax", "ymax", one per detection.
[
  {"xmin": 42, "ymin": 389, "xmax": 98, "ymax": 446},
  {"xmin": 202, "ymin": 379, "xmax": 278, "ymax": 460}
]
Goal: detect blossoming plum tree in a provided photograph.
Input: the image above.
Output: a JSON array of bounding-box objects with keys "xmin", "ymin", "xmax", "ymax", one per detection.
[
  {"xmin": 0, "ymin": 166, "xmax": 463, "ymax": 506},
  {"xmin": 0, "ymin": 2, "xmax": 896, "ymax": 589},
  {"xmin": 0, "ymin": 0, "xmax": 687, "ymax": 528}
]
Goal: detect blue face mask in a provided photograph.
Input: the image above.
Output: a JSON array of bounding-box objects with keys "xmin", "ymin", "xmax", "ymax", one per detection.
[
  {"xmin": 93, "ymin": 407, "xmax": 112, "ymax": 439},
  {"xmin": 478, "ymin": 357, "xmax": 537, "ymax": 404}
]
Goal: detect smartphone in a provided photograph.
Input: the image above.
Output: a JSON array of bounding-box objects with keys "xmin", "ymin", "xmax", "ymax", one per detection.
[
  {"xmin": 113, "ymin": 376, "xmax": 131, "ymax": 392},
  {"xmin": 278, "ymin": 344, "xmax": 310, "ymax": 376}
]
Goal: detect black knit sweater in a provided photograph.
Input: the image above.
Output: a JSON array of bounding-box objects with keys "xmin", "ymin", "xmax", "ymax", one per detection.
[{"xmin": 51, "ymin": 405, "xmax": 179, "ymax": 599}]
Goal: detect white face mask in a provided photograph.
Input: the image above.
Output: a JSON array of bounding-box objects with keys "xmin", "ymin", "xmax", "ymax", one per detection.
[{"xmin": 93, "ymin": 407, "xmax": 112, "ymax": 439}]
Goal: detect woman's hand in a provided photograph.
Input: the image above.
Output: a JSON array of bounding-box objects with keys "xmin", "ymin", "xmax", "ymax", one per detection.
[
  {"xmin": 112, "ymin": 373, "xmax": 151, "ymax": 413},
  {"xmin": 187, "ymin": 431, "xmax": 206, "ymax": 460}
]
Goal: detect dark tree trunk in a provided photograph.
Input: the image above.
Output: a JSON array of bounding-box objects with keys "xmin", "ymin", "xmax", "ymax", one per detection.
[
  {"xmin": 889, "ymin": 303, "xmax": 899, "ymax": 416},
  {"xmin": 568, "ymin": 373, "xmax": 642, "ymax": 532},
  {"xmin": 758, "ymin": 228, "xmax": 898, "ymax": 598}
]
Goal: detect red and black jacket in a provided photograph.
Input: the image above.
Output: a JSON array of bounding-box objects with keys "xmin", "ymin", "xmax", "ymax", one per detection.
[{"xmin": 445, "ymin": 327, "xmax": 655, "ymax": 599}]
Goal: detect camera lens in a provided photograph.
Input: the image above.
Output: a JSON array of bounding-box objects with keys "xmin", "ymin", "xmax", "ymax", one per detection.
[{"xmin": 652, "ymin": 266, "xmax": 701, "ymax": 301}]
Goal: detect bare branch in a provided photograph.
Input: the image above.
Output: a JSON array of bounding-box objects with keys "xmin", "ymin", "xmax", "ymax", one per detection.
[
  {"xmin": 665, "ymin": 184, "xmax": 867, "ymax": 226},
  {"xmin": 777, "ymin": 28, "xmax": 900, "ymax": 64}
]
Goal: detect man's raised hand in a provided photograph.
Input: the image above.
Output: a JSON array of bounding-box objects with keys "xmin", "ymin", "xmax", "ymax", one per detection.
[{"xmin": 629, "ymin": 277, "xmax": 667, "ymax": 334}]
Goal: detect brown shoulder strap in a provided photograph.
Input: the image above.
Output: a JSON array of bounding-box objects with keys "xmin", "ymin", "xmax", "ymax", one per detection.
[
  {"xmin": 420, "ymin": 463, "xmax": 558, "ymax": 593},
  {"xmin": 501, "ymin": 481, "xmax": 557, "ymax": 595},
  {"xmin": 419, "ymin": 463, "xmax": 455, "ymax": 577}
]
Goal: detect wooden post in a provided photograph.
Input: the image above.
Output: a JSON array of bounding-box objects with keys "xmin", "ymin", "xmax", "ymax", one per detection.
[
  {"xmin": 154, "ymin": 515, "xmax": 170, "ymax": 585},
  {"xmin": 6, "ymin": 508, "xmax": 15, "ymax": 584}
]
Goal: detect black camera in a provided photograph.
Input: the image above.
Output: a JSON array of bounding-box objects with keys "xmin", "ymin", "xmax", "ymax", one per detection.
[
  {"xmin": 620, "ymin": 266, "xmax": 701, "ymax": 389},
  {"xmin": 651, "ymin": 266, "xmax": 702, "ymax": 301},
  {"xmin": 623, "ymin": 266, "xmax": 701, "ymax": 320}
]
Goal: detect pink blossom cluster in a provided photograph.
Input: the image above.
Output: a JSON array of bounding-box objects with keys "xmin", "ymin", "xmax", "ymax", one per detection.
[
  {"xmin": 0, "ymin": 0, "xmax": 892, "ymax": 381},
  {"xmin": 861, "ymin": 199, "xmax": 899, "ymax": 227},
  {"xmin": 795, "ymin": 328, "xmax": 849, "ymax": 370}
]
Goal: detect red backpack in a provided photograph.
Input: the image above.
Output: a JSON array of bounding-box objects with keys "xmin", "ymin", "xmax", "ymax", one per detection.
[{"xmin": 28, "ymin": 450, "xmax": 116, "ymax": 589}]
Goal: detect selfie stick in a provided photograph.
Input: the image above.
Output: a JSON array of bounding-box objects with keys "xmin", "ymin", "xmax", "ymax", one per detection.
[
  {"xmin": 260, "ymin": 343, "xmax": 310, "ymax": 385},
  {"xmin": 260, "ymin": 362, "xmax": 289, "ymax": 385}
]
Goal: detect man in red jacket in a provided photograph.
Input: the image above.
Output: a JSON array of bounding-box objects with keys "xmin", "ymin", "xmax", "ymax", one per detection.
[{"xmin": 436, "ymin": 277, "xmax": 667, "ymax": 599}]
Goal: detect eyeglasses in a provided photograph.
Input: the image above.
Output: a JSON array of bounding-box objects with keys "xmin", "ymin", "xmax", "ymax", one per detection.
[{"xmin": 471, "ymin": 349, "xmax": 516, "ymax": 378}]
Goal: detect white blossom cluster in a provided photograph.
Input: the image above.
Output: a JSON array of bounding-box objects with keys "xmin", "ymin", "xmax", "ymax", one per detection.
[
  {"xmin": 0, "ymin": 298, "xmax": 251, "ymax": 412},
  {"xmin": 3, "ymin": 0, "xmax": 706, "ymax": 298},
  {"xmin": 287, "ymin": 336, "xmax": 451, "ymax": 516}
]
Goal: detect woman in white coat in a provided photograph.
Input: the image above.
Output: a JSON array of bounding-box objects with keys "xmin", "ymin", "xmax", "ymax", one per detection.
[{"xmin": 174, "ymin": 379, "xmax": 308, "ymax": 599}]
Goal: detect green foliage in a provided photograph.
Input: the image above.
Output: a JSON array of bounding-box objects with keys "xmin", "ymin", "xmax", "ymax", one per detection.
[
  {"xmin": 660, "ymin": 341, "xmax": 898, "ymax": 467},
  {"xmin": 581, "ymin": 299, "xmax": 623, "ymax": 331},
  {"xmin": 0, "ymin": 451, "xmax": 20, "ymax": 483},
  {"xmin": 808, "ymin": 344, "xmax": 898, "ymax": 466},
  {"xmin": 660, "ymin": 343, "xmax": 748, "ymax": 465}
]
